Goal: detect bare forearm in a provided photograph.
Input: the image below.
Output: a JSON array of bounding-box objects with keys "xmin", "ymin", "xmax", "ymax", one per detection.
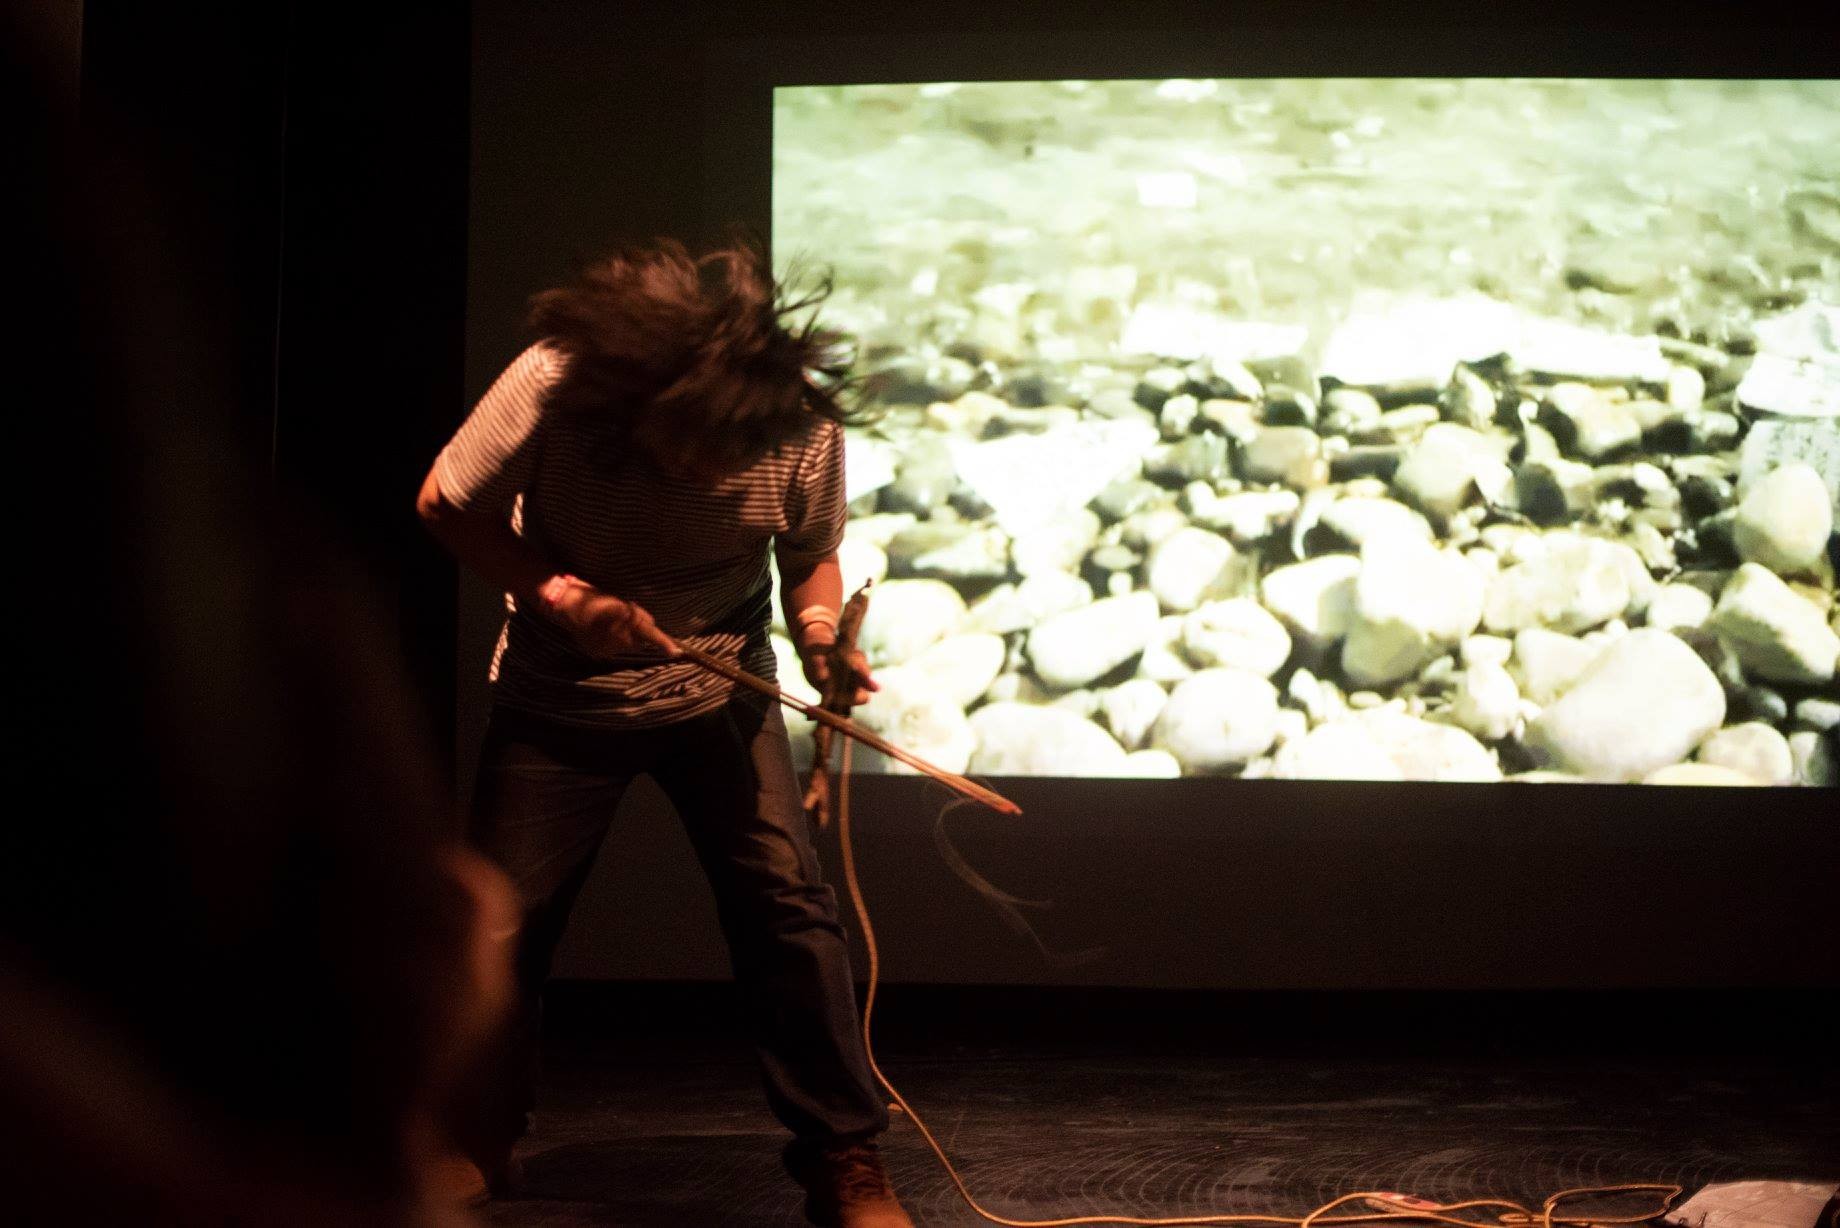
[{"xmin": 780, "ymin": 552, "xmax": 843, "ymax": 645}]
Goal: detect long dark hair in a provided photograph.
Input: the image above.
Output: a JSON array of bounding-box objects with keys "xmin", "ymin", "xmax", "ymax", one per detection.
[{"xmin": 527, "ymin": 234, "xmax": 872, "ymax": 474}]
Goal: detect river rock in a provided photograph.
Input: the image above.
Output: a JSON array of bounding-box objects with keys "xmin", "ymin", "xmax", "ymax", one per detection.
[
  {"xmin": 1027, "ymin": 592, "xmax": 1161, "ymax": 689},
  {"xmin": 1450, "ymin": 662, "xmax": 1520, "ymax": 742},
  {"xmin": 858, "ymin": 579, "xmax": 966, "ymax": 666},
  {"xmin": 1146, "ymin": 527, "xmax": 1248, "ymax": 612},
  {"xmin": 1735, "ymin": 352, "xmax": 1840, "ymax": 419},
  {"xmin": 836, "ymin": 537, "xmax": 889, "ymax": 599},
  {"xmin": 1090, "ymin": 477, "xmax": 1164, "ymax": 524},
  {"xmin": 1696, "ymin": 722, "xmax": 1794, "ymax": 786},
  {"xmin": 855, "ymin": 667, "xmax": 977, "ymax": 775},
  {"xmin": 1739, "ymin": 419, "xmax": 1840, "ymax": 516},
  {"xmin": 1793, "ymin": 698, "xmax": 1840, "ymax": 731},
  {"xmin": 1317, "ymin": 497, "xmax": 1434, "ymax": 549},
  {"xmin": 1260, "ymin": 555, "xmax": 1361, "ymax": 648},
  {"xmin": 1461, "ymin": 634, "xmax": 1514, "ymax": 669},
  {"xmin": 883, "ymin": 437, "xmax": 959, "ymax": 514},
  {"xmin": 1342, "ymin": 537, "xmax": 1486, "ymax": 687},
  {"xmin": 1356, "ymin": 709, "xmax": 1502, "ymax": 781},
  {"xmin": 886, "ymin": 522, "xmax": 1010, "ymax": 581},
  {"xmin": 1646, "ymin": 583, "xmax": 1715, "ymax": 633},
  {"xmin": 968, "ymin": 703, "xmax": 1129, "ymax": 776},
  {"xmin": 1152, "ymin": 669, "xmax": 1281, "ymax": 772},
  {"xmin": 949, "ymin": 417, "xmax": 1157, "ymax": 536},
  {"xmin": 1788, "ymin": 730, "xmax": 1837, "ymax": 786},
  {"xmin": 1322, "ymin": 387, "xmax": 1383, "ymax": 438},
  {"xmin": 1483, "ymin": 533, "xmax": 1649, "ymax": 634},
  {"xmin": 1643, "ymin": 763, "xmax": 1761, "ymax": 786},
  {"xmin": 1320, "ymin": 294, "xmax": 1521, "ymax": 390},
  {"xmin": 1011, "ymin": 509, "xmax": 1101, "ymax": 578},
  {"xmin": 965, "ymin": 571, "xmax": 1093, "ymax": 635},
  {"xmin": 1119, "ymin": 749, "xmax": 1183, "ymax": 778},
  {"xmin": 1732, "ymin": 462, "xmax": 1834, "ymax": 575},
  {"xmin": 1708, "ymin": 563, "xmax": 1840, "ymax": 685},
  {"xmin": 1181, "ymin": 598, "xmax": 1293, "ymax": 677},
  {"xmin": 1191, "ymin": 489, "xmax": 1300, "ymax": 542},
  {"xmin": 1099, "ymin": 678, "xmax": 1168, "ymax": 751},
  {"xmin": 1392, "ymin": 423, "xmax": 1514, "ymax": 523},
  {"xmin": 906, "ymin": 633, "xmax": 1007, "ymax": 709},
  {"xmin": 1238, "ymin": 427, "xmax": 1327, "ymax": 488},
  {"xmin": 1271, "ymin": 719, "xmax": 1404, "ymax": 780},
  {"xmin": 1145, "ymin": 432, "xmax": 1229, "ymax": 486},
  {"xmin": 1513, "ymin": 457, "xmax": 1597, "ymax": 524},
  {"xmin": 1137, "ymin": 615, "xmax": 1196, "ymax": 684},
  {"xmin": 1522, "ymin": 629, "xmax": 1727, "ymax": 781},
  {"xmin": 1538, "ymin": 383, "xmax": 1643, "ymax": 460}
]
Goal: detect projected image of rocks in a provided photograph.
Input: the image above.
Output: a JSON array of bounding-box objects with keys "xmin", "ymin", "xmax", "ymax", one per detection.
[{"xmin": 771, "ymin": 79, "xmax": 1840, "ymax": 784}]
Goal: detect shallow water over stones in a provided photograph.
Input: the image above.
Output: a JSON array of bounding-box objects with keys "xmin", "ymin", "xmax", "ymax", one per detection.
[{"xmin": 773, "ymin": 79, "xmax": 1840, "ymax": 783}]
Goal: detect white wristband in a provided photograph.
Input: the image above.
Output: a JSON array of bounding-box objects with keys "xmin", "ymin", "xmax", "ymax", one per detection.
[{"xmin": 795, "ymin": 605, "xmax": 840, "ymax": 636}]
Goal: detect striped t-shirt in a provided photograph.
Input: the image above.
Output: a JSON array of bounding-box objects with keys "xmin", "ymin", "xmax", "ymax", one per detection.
[{"xmin": 438, "ymin": 341, "xmax": 847, "ymax": 728}]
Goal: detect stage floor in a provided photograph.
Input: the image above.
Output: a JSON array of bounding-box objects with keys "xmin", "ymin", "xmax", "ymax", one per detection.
[{"xmin": 483, "ymin": 989, "xmax": 1838, "ymax": 1228}]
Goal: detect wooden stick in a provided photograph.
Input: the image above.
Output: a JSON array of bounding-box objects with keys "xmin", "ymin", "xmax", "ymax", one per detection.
[{"xmin": 676, "ymin": 643, "xmax": 1022, "ymax": 817}]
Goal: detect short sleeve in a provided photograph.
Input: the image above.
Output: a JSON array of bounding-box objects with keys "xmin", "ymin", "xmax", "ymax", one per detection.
[
  {"xmin": 776, "ymin": 419, "xmax": 847, "ymax": 564},
  {"xmin": 434, "ymin": 342, "xmax": 561, "ymax": 516}
]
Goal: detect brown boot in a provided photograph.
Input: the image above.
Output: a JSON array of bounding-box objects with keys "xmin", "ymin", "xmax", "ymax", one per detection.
[{"xmin": 783, "ymin": 1139, "xmax": 915, "ymax": 1228}]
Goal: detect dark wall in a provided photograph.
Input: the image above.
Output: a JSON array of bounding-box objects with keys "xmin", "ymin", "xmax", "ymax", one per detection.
[
  {"xmin": 465, "ymin": 1, "xmax": 1840, "ymax": 990},
  {"xmin": 79, "ymin": 1, "xmax": 468, "ymax": 769}
]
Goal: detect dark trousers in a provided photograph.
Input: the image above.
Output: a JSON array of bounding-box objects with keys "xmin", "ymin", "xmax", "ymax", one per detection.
[{"xmin": 461, "ymin": 697, "xmax": 889, "ymax": 1156}]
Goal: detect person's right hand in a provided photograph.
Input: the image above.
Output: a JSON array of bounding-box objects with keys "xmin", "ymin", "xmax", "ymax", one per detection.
[{"xmin": 549, "ymin": 583, "xmax": 680, "ymax": 660}]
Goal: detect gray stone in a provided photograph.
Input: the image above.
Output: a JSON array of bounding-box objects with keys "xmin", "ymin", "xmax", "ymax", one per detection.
[
  {"xmin": 1510, "ymin": 627, "xmax": 1605, "ymax": 705},
  {"xmin": 883, "ymin": 437, "xmax": 959, "ymax": 514},
  {"xmin": 1379, "ymin": 404, "xmax": 1442, "ymax": 442},
  {"xmin": 1788, "ymin": 730, "xmax": 1837, "ymax": 786},
  {"xmin": 968, "ymin": 703, "xmax": 1129, "ymax": 776},
  {"xmin": 1027, "ymin": 592, "xmax": 1162, "ymax": 689},
  {"xmin": 1318, "ymin": 497, "xmax": 1434, "ymax": 549},
  {"xmin": 1513, "ymin": 457, "xmax": 1598, "ymax": 524},
  {"xmin": 1158, "ymin": 392, "xmax": 1201, "ymax": 439},
  {"xmin": 1152, "ymin": 669, "xmax": 1281, "ymax": 772},
  {"xmin": 1696, "ymin": 722, "xmax": 1794, "ymax": 786},
  {"xmin": 1011, "ymin": 509, "xmax": 1100, "ymax": 578},
  {"xmin": 1732, "ymin": 462, "xmax": 1834, "ymax": 575},
  {"xmin": 1737, "ymin": 686, "xmax": 1790, "ymax": 725},
  {"xmin": 1321, "ymin": 388, "xmax": 1383, "ymax": 439},
  {"xmin": 1237, "ymin": 427, "xmax": 1327, "ymax": 488},
  {"xmin": 1443, "ymin": 366, "xmax": 1498, "ymax": 430},
  {"xmin": 965, "ymin": 571, "xmax": 1093, "ymax": 635},
  {"xmin": 1392, "ymin": 423, "xmax": 1514, "ymax": 523},
  {"xmin": 855, "ymin": 667, "xmax": 976, "ymax": 775},
  {"xmin": 1461, "ymin": 634, "xmax": 1514, "ymax": 669},
  {"xmin": 1342, "ymin": 537, "xmax": 1487, "ymax": 687},
  {"xmin": 1538, "ymin": 383, "xmax": 1643, "ymax": 460},
  {"xmin": 1136, "ymin": 614, "xmax": 1196, "ymax": 684},
  {"xmin": 1709, "ymin": 563, "xmax": 1840, "ymax": 685},
  {"xmin": 1190, "ymin": 489, "xmax": 1300, "ymax": 542},
  {"xmin": 1736, "ymin": 352, "xmax": 1840, "ymax": 419},
  {"xmin": 1793, "ymin": 698, "xmax": 1840, "ymax": 732},
  {"xmin": 1181, "ymin": 598, "xmax": 1293, "ymax": 677},
  {"xmin": 1647, "ymin": 583, "xmax": 1715, "ymax": 633},
  {"xmin": 1260, "ymin": 555, "xmax": 1362, "ymax": 648},
  {"xmin": 1643, "ymin": 763, "xmax": 1762, "ymax": 786},
  {"xmin": 950, "ymin": 417, "xmax": 1157, "ymax": 536},
  {"xmin": 1146, "ymin": 432, "xmax": 1229, "ymax": 486},
  {"xmin": 1330, "ymin": 445, "xmax": 1406, "ymax": 482},
  {"xmin": 1271, "ymin": 719, "xmax": 1404, "ymax": 781},
  {"xmin": 1738, "ymin": 419, "xmax": 1840, "ymax": 517},
  {"xmin": 1099, "ymin": 678, "xmax": 1168, "ymax": 752},
  {"xmin": 1355, "ymin": 709, "xmax": 1502, "ymax": 781},
  {"xmin": 885, "ymin": 522, "xmax": 1010, "ymax": 581},
  {"xmin": 1090, "ymin": 477, "xmax": 1164, "ymax": 524},
  {"xmin": 1483, "ymin": 534, "xmax": 1648, "ymax": 634},
  {"xmin": 1523, "ymin": 629, "xmax": 1728, "ymax": 782},
  {"xmin": 1197, "ymin": 398, "xmax": 1261, "ymax": 438},
  {"xmin": 1450, "ymin": 662, "xmax": 1521, "ymax": 742},
  {"xmin": 905, "ymin": 634, "xmax": 1007, "ymax": 709},
  {"xmin": 858, "ymin": 580, "xmax": 967, "ymax": 666},
  {"xmin": 1146, "ymin": 527, "xmax": 1247, "ymax": 612},
  {"xmin": 1119, "ymin": 749, "xmax": 1183, "ymax": 778}
]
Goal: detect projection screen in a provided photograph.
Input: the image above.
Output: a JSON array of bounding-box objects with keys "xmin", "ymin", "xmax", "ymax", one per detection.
[{"xmin": 770, "ymin": 78, "xmax": 1840, "ymax": 787}]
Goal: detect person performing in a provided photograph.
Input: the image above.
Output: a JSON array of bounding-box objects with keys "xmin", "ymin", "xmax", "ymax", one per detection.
[{"xmin": 416, "ymin": 238, "xmax": 912, "ymax": 1228}]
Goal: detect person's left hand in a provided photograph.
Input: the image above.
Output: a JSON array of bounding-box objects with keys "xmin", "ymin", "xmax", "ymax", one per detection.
[{"xmin": 798, "ymin": 634, "xmax": 878, "ymax": 709}]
